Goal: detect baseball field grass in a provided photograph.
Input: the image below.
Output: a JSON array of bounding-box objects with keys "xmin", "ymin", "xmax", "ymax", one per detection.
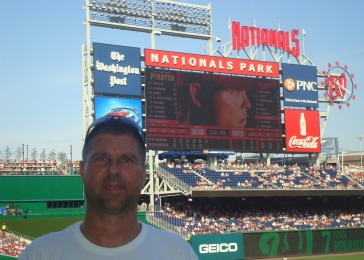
[{"xmin": 3, "ymin": 215, "xmax": 84, "ymax": 239}]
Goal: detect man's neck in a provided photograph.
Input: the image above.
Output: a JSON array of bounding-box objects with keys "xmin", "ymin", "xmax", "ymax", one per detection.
[{"xmin": 80, "ymin": 209, "xmax": 141, "ymax": 248}]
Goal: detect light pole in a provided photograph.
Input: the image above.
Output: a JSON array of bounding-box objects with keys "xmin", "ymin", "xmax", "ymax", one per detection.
[
  {"xmin": 357, "ymin": 134, "xmax": 364, "ymax": 167},
  {"xmin": 70, "ymin": 145, "xmax": 73, "ymax": 163},
  {"xmin": 70, "ymin": 145, "xmax": 73, "ymax": 175}
]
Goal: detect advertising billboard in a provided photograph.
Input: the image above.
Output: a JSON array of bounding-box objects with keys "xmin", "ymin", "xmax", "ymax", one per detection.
[
  {"xmin": 191, "ymin": 233, "xmax": 244, "ymax": 260},
  {"xmin": 146, "ymin": 68, "xmax": 282, "ymax": 152},
  {"xmin": 93, "ymin": 42, "xmax": 141, "ymax": 96},
  {"xmin": 321, "ymin": 137, "xmax": 339, "ymax": 155},
  {"xmin": 94, "ymin": 96, "xmax": 142, "ymax": 128},
  {"xmin": 282, "ymin": 63, "xmax": 318, "ymax": 108},
  {"xmin": 244, "ymin": 228, "xmax": 364, "ymax": 259},
  {"xmin": 284, "ymin": 109, "xmax": 321, "ymax": 153},
  {"xmin": 144, "ymin": 49, "xmax": 279, "ymax": 78}
]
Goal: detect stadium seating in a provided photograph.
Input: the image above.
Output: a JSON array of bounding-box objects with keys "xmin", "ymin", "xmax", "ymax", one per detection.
[{"xmin": 159, "ymin": 163, "xmax": 364, "ymax": 190}]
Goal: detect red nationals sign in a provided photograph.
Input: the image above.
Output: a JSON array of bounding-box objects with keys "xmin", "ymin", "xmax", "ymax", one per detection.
[
  {"xmin": 284, "ymin": 109, "xmax": 321, "ymax": 153},
  {"xmin": 144, "ymin": 49, "xmax": 279, "ymax": 78}
]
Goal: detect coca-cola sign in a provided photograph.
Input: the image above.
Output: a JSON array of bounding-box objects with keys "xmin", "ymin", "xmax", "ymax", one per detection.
[
  {"xmin": 288, "ymin": 136, "xmax": 320, "ymax": 149},
  {"xmin": 284, "ymin": 109, "xmax": 321, "ymax": 153}
]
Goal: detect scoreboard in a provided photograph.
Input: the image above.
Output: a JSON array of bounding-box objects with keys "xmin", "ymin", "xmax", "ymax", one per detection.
[{"xmin": 145, "ymin": 68, "xmax": 282, "ymax": 152}]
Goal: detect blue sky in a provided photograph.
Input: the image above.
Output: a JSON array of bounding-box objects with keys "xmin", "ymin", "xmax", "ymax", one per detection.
[{"xmin": 1, "ymin": 0, "xmax": 364, "ymax": 160}]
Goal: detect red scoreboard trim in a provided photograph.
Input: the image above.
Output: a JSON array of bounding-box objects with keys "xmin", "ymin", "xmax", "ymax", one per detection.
[{"xmin": 144, "ymin": 49, "xmax": 279, "ymax": 78}]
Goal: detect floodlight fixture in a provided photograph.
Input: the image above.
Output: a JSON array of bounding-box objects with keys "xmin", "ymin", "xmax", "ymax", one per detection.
[{"xmin": 85, "ymin": 0, "xmax": 212, "ymax": 49}]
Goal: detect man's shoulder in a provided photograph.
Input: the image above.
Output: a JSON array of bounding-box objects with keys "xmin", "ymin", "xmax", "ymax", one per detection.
[
  {"xmin": 32, "ymin": 221, "xmax": 79, "ymax": 243},
  {"xmin": 141, "ymin": 223, "xmax": 198, "ymax": 259},
  {"xmin": 142, "ymin": 223, "xmax": 189, "ymax": 244},
  {"xmin": 18, "ymin": 222, "xmax": 81, "ymax": 259}
]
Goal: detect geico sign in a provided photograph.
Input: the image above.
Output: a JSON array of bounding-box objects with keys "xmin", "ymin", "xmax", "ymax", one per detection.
[{"xmin": 199, "ymin": 243, "xmax": 238, "ymax": 254}]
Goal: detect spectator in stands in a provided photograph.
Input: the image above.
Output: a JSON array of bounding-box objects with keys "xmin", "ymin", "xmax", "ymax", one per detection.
[
  {"xmin": 19, "ymin": 112, "xmax": 197, "ymax": 260},
  {"xmin": 1, "ymin": 223, "xmax": 6, "ymax": 236},
  {"xmin": 177, "ymin": 72, "xmax": 252, "ymax": 128}
]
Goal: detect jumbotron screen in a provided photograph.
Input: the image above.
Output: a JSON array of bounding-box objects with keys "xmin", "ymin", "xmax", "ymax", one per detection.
[{"xmin": 145, "ymin": 68, "xmax": 282, "ymax": 152}]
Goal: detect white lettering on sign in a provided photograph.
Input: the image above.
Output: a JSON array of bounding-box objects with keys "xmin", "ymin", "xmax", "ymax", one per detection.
[
  {"xmin": 240, "ymin": 62, "xmax": 273, "ymax": 73},
  {"xmin": 288, "ymin": 136, "xmax": 319, "ymax": 149},
  {"xmin": 296, "ymin": 80, "xmax": 318, "ymax": 92},
  {"xmin": 95, "ymin": 61, "xmax": 140, "ymax": 76},
  {"xmin": 146, "ymin": 50, "xmax": 277, "ymax": 77},
  {"xmin": 110, "ymin": 76, "xmax": 127, "ymax": 87},
  {"xmin": 199, "ymin": 243, "xmax": 238, "ymax": 254},
  {"xmin": 110, "ymin": 51, "xmax": 125, "ymax": 62},
  {"xmin": 95, "ymin": 50, "xmax": 140, "ymax": 88}
]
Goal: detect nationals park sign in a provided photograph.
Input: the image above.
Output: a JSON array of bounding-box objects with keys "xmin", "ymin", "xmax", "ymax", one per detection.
[{"xmin": 144, "ymin": 49, "xmax": 279, "ymax": 78}]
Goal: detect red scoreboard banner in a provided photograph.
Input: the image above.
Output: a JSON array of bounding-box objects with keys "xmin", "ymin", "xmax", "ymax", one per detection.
[
  {"xmin": 284, "ymin": 109, "xmax": 321, "ymax": 153},
  {"xmin": 144, "ymin": 49, "xmax": 279, "ymax": 78}
]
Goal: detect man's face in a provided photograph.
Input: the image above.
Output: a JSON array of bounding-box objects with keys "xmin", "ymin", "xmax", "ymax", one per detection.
[
  {"xmin": 213, "ymin": 89, "xmax": 251, "ymax": 128},
  {"xmin": 80, "ymin": 133, "xmax": 146, "ymax": 214}
]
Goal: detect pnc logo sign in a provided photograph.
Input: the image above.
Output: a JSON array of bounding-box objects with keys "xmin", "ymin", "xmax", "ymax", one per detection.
[
  {"xmin": 199, "ymin": 243, "xmax": 238, "ymax": 254},
  {"xmin": 284, "ymin": 78, "xmax": 317, "ymax": 92},
  {"xmin": 284, "ymin": 78, "xmax": 295, "ymax": 91}
]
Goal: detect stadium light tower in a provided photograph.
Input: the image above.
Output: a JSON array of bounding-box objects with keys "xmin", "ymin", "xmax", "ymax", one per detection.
[
  {"xmin": 82, "ymin": 0, "xmax": 213, "ymax": 136},
  {"xmin": 357, "ymin": 134, "xmax": 364, "ymax": 167}
]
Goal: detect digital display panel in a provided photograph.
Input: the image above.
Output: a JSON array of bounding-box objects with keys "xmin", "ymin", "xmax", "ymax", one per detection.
[
  {"xmin": 145, "ymin": 68, "xmax": 282, "ymax": 152},
  {"xmin": 94, "ymin": 96, "xmax": 142, "ymax": 128}
]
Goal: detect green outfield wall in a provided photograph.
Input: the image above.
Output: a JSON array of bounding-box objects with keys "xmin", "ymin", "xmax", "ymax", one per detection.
[
  {"xmin": 191, "ymin": 228, "xmax": 364, "ymax": 259},
  {"xmin": 0, "ymin": 176, "xmax": 83, "ymax": 201},
  {"xmin": 0, "ymin": 176, "xmax": 84, "ymax": 215}
]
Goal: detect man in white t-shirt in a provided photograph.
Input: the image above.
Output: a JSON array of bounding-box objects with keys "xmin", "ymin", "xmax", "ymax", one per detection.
[{"xmin": 19, "ymin": 113, "xmax": 198, "ymax": 259}]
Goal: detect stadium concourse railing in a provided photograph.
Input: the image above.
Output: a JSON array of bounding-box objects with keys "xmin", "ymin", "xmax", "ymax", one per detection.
[
  {"xmin": 146, "ymin": 212, "xmax": 191, "ymax": 240},
  {"xmin": 156, "ymin": 167, "xmax": 192, "ymax": 195}
]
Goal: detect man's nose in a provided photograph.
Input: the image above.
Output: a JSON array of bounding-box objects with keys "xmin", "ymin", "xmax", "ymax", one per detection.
[{"xmin": 107, "ymin": 160, "xmax": 120, "ymax": 174}]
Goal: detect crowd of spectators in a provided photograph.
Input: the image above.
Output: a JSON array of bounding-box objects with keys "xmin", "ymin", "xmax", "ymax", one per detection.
[
  {"xmin": 161, "ymin": 161, "xmax": 363, "ymax": 190},
  {"xmin": 0, "ymin": 204, "xmax": 23, "ymax": 216},
  {"xmin": 346, "ymin": 169, "xmax": 364, "ymax": 186},
  {"xmin": 152, "ymin": 198, "xmax": 364, "ymax": 237},
  {"xmin": 156, "ymin": 160, "xmax": 364, "ymax": 238},
  {"xmin": 0, "ymin": 158, "xmax": 79, "ymax": 175},
  {"xmin": 0, "ymin": 231, "xmax": 28, "ymax": 257}
]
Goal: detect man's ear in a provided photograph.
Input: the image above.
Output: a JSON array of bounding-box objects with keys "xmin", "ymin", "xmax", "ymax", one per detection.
[
  {"xmin": 189, "ymin": 82, "xmax": 202, "ymax": 108},
  {"xmin": 140, "ymin": 164, "xmax": 147, "ymax": 190},
  {"xmin": 79, "ymin": 161, "xmax": 85, "ymax": 182}
]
